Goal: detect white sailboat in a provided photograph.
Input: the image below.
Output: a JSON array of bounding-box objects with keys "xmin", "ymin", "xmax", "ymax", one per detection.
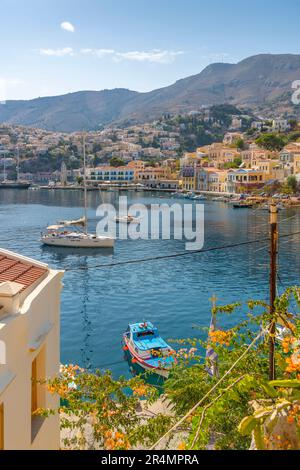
[{"xmin": 41, "ymin": 136, "xmax": 115, "ymax": 248}]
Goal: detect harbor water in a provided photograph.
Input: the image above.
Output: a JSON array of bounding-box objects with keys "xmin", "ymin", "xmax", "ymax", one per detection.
[{"xmin": 0, "ymin": 189, "xmax": 300, "ymax": 378}]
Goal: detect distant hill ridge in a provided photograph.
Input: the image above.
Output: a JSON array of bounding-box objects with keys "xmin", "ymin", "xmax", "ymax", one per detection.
[{"xmin": 0, "ymin": 54, "xmax": 300, "ymax": 132}]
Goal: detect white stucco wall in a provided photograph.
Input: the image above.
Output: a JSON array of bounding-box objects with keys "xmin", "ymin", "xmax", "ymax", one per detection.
[{"xmin": 0, "ymin": 267, "xmax": 63, "ymax": 450}]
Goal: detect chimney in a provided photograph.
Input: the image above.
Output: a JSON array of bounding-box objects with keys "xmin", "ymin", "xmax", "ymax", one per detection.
[{"xmin": 0, "ymin": 282, "xmax": 25, "ymax": 318}]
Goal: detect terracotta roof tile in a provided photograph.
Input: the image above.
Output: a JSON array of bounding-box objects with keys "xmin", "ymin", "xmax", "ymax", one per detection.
[{"xmin": 0, "ymin": 256, "xmax": 47, "ymax": 291}]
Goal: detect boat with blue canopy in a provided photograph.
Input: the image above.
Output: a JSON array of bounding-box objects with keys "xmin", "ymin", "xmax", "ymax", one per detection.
[{"xmin": 123, "ymin": 322, "xmax": 177, "ymax": 378}]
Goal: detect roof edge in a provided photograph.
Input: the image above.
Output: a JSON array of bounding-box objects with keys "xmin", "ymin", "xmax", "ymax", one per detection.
[{"xmin": 0, "ymin": 248, "xmax": 49, "ymax": 270}]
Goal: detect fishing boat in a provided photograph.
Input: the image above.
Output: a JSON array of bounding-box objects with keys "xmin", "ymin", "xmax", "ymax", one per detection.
[
  {"xmin": 41, "ymin": 136, "xmax": 115, "ymax": 249},
  {"xmin": 123, "ymin": 322, "xmax": 177, "ymax": 378}
]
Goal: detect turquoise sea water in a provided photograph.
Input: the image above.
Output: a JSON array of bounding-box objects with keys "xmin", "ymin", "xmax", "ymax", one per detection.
[{"xmin": 0, "ymin": 189, "xmax": 300, "ymax": 378}]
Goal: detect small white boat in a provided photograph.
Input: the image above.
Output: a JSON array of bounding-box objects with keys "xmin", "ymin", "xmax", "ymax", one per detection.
[
  {"xmin": 171, "ymin": 192, "xmax": 189, "ymax": 199},
  {"xmin": 191, "ymin": 195, "xmax": 207, "ymax": 201},
  {"xmin": 114, "ymin": 215, "xmax": 140, "ymax": 224}
]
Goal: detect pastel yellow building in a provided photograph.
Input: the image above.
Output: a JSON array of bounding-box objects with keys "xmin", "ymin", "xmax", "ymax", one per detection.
[
  {"xmin": 241, "ymin": 149, "xmax": 278, "ymax": 169},
  {"xmin": 198, "ymin": 143, "xmax": 240, "ymax": 168},
  {"xmin": 127, "ymin": 160, "xmax": 146, "ymax": 179},
  {"xmin": 293, "ymin": 155, "xmax": 300, "ymax": 175},
  {"xmin": 0, "ymin": 249, "xmax": 63, "ymax": 450},
  {"xmin": 136, "ymin": 166, "xmax": 171, "ymax": 183},
  {"xmin": 251, "ymin": 159, "xmax": 283, "ymax": 180},
  {"xmin": 198, "ymin": 168, "xmax": 228, "ymax": 193}
]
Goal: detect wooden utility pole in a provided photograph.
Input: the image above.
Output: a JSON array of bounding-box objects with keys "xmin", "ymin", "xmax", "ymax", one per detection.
[
  {"xmin": 83, "ymin": 134, "xmax": 88, "ymax": 235},
  {"xmin": 269, "ymin": 201, "xmax": 278, "ymax": 381}
]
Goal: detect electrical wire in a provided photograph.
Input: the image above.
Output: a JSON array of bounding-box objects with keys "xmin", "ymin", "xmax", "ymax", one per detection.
[{"xmin": 65, "ymin": 230, "xmax": 300, "ymax": 272}]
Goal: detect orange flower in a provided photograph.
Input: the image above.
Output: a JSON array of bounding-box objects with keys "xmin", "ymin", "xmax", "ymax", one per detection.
[
  {"xmin": 132, "ymin": 385, "xmax": 148, "ymax": 397},
  {"xmin": 47, "ymin": 384, "xmax": 56, "ymax": 394},
  {"xmin": 178, "ymin": 442, "xmax": 186, "ymax": 450},
  {"xmin": 282, "ymin": 336, "xmax": 293, "ymax": 354},
  {"xmin": 104, "ymin": 438, "xmax": 115, "ymax": 450},
  {"xmin": 287, "ymin": 415, "xmax": 295, "ymax": 424},
  {"xmin": 209, "ymin": 330, "xmax": 233, "ymax": 347},
  {"xmin": 285, "ymin": 355, "xmax": 300, "ymax": 374}
]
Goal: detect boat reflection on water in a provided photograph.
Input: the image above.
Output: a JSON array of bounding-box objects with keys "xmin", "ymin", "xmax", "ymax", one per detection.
[
  {"xmin": 123, "ymin": 349, "xmax": 165, "ymax": 391},
  {"xmin": 40, "ymin": 244, "xmax": 114, "ymax": 263}
]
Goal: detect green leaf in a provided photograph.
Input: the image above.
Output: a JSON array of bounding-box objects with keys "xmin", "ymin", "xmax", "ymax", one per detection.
[
  {"xmin": 253, "ymin": 425, "xmax": 266, "ymax": 450},
  {"xmin": 253, "ymin": 409, "xmax": 273, "ymax": 420},
  {"xmin": 270, "ymin": 380, "xmax": 300, "ymax": 389},
  {"xmin": 261, "ymin": 382, "xmax": 278, "ymax": 398},
  {"xmin": 238, "ymin": 416, "xmax": 257, "ymax": 436}
]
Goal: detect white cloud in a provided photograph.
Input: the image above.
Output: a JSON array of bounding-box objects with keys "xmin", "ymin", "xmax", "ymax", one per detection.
[
  {"xmin": 82, "ymin": 48, "xmax": 184, "ymax": 64},
  {"xmin": 37, "ymin": 47, "xmax": 184, "ymax": 63},
  {"xmin": 116, "ymin": 49, "xmax": 184, "ymax": 64},
  {"xmin": 81, "ymin": 48, "xmax": 115, "ymax": 58},
  {"xmin": 61, "ymin": 21, "xmax": 75, "ymax": 33},
  {"xmin": 39, "ymin": 47, "xmax": 74, "ymax": 57}
]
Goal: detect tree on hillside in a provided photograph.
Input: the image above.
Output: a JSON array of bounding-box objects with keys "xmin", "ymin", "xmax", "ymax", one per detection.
[
  {"xmin": 110, "ymin": 157, "xmax": 125, "ymax": 167},
  {"xmin": 288, "ymin": 131, "xmax": 300, "ymax": 142},
  {"xmin": 286, "ymin": 175, "xmax": 298, "ymax": 194},
  {"xmin": 235, "ymin": 138, "xmax": 245, "ymax": 150},
  {"xmin": 223, "ymin": 156, "xmax": 242, "ymax": 170},
  {"xmin": 93, "ymin": 143, "xmax": 102, "ymax": 153},
  {"xmin": 255, "ymin": 133, "xmax": 288, "ymax": 151},
  {"xmin": 288, "ymin": 119, "xmax": 298, "ymax": 131}
]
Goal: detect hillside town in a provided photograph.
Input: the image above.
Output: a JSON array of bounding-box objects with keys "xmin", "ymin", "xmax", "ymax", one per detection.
[{"xmin": 0, "ymin": 110, "xmax": 299, "ymax": 196}]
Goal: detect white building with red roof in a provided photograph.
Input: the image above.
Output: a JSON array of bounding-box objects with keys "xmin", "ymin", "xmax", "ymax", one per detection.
[{"xmin": 0, "ymin": 249, "xmax": 63, "ymax": 450}]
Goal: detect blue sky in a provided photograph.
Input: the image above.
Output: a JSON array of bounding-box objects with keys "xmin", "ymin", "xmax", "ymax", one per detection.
[{"xmin": 0, "ymin": 0, "xmax": 299, "ymax": 100}]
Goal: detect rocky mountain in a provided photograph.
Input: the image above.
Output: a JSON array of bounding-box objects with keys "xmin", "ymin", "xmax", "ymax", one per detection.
[
  {"xmin": 0, "ymin": 89, "xmax": 138, "ymax": 133},
  {"xmin": 1, "ymin": 54, "xmax": 300, "ymax": 132}
]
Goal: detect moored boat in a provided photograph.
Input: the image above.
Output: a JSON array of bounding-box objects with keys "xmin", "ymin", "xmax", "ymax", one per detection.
[
  {"xmin": 41, "ymin": 228, "xmax": 114, "ymax": 248},
  {"xmin": 191, "ymin": 195, "xmax": 207, "ymax": 201},
  {"xmin": 0, "ymin": 181, "xmax": 31, "ymax": 189},
  {"xmin": 114, "ymin": 215, "xmax": 140, "ymax": 224},
  {"xmin": 233, "ymin": 203, "xmax": 253, "ymax": 209},
  {"xmin": 123, "ymin": 322, "xmax": 177, "ymax": 378},
  {"xmin": 171, "ymin": 191, "xmax": 189, "ymax": 199}
]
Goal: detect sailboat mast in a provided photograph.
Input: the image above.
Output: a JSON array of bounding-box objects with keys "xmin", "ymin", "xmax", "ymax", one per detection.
[
  {"xmin": 16, "ymin": 147, "xmax": 20, "ymax": 182},
  {"xmin": 83, "ymin": 134, "xmax": 88, "ymax": 235},
  {"xmin": 3, "ymin": 152, "xmax": 6, "ymax": 181}
]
